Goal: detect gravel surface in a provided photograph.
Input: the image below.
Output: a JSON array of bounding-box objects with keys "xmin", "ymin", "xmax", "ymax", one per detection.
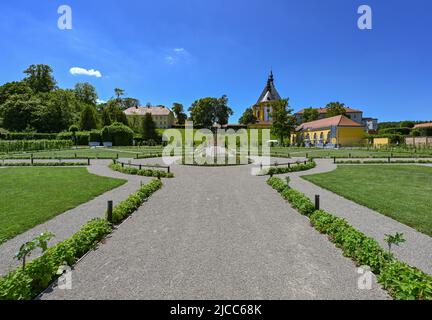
[
  {"xmin": 0, "ymin": 160, "xmax": 150, "ymax": 275},
  {"xmin": 286, "ymin": 159, "xmax": 432, "ymax": 275},
  {"xmin": 40, "ymin": 159, "xmax": 388, "ymax": 300}
]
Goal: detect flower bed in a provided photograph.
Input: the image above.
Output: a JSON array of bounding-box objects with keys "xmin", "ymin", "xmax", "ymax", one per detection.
[
  {"xmin": 109, "ymin": 162, "xmax": 174, "ymax": 178},
  {"xmin": 0, "ymin": 179, "xmax": 162, "ymax": 300},
  {"xmin": 267, "ymin": 176, "xmax": 432, "ymax": 300},
  {"xmin": 258, "ymin": 160, "xmax": 316, "ymax": 176}
]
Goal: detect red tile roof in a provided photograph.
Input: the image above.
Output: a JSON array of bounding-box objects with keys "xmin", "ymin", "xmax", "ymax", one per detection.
[
  {"xmin": 296, "ymin": 107, "xmax": 362, "ymax": 115},
  {"xmin": 124, "ymin": 106, "xmax": 172, "ymax": 116},
  {"xmin": 296, "ymin": 115, "xmax": 363, "ymax": 132}
]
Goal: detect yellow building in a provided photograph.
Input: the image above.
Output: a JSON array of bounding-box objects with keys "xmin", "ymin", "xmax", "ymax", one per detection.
[
  {"xmin": 124, "ymin": 105, "xmax": 175, "ymax": 129},
  {"xmin": 291, "ymin": 115, "xmax": 365, "ymax": 147},
  {"xmin": 252, "ymin": 71, "xmax": 281, "ymax": 126}
]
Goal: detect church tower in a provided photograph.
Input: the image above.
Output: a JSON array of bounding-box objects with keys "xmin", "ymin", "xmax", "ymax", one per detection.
[{"xmin": 253, "ymin": 71, "xmax": 281, "ymax": 125}]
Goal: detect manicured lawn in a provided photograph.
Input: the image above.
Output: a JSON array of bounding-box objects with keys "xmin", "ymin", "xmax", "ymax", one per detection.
[
  {"xmin": 302, "ymin": 165, "xmax": 432, "ymax": 236},
  {"xmin": 0, "ymin": 167, "xmax": 126, "ymax": 243}
]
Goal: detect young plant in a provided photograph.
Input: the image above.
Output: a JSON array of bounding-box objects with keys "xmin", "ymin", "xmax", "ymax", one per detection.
[
  {"xmin": 15, "ymin": 232, "xmax": 55, "ymax": 270},
  {"xmin": 384, "ymin": 232, "xmax": 406, "ymax": 257}
]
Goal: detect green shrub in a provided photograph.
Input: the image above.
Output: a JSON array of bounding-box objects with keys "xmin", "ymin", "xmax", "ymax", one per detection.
[
  {"xmin": 111, "ymin": 179, "xmax": 163, "ymax": 224},
  {"xmin": 267, "ymin": 176, "xmax": 315, "ymax": 216},
  {"xmin": 380, "ymin": 127, "xmax": 412, "ymax": 136},
  {"xmin": 0, "ymin": 140, "xmax": 73, "ymax": 153},
  {"xmin": 262, "ymin": 160, "xmax": 316, "ymax": 176},
  {"xmin": 0, "ymin": 218, "xmax": 112, "ymax": 300},
  {"xmin": 101, "ymin": 122, "xmax": 134, "ymax": 146},
  {"xmin": 57, "ymin": 132, "xmax": 89, "ymax": 145},
  {"xmin": 379, "ymin": 260, "xmax": 432, "ymax": 300},
  {"xmin": 0, "ymin": 162, "xmax": 87, "ymax": 167},
  {"xmin": 89, "ymin": 130, "xmax": 102, "ymax": 143},
  {"xmin": 109, "ymin": 162, "xmax": 174, "ymax": 178},
  {"xmin": 0, "ymin": 133, "xmax": 58, "ymax": 141},
  {"xmin": 267, "ymin": 178, "xmax": 432, "ymax": 300}
]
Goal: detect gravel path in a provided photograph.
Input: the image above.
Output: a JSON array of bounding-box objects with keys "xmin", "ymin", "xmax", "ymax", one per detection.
[
  {"xmin": 0, "ymin": 160, "xmax": 151, "ymax": 276},
  {"xmin": 40, "ymin": 159, "xmax": 388, "ymax": 300},
  {"xmin": 285, "ymin": 159, "xmax": 432, "ymax": 275}
]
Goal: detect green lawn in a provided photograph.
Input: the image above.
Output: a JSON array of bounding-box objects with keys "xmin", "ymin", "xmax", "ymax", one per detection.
[
  {"xmin": 0, "ymin": 167, "xmax": 126, "ymax": 243},
  {"xmin": 302, "ymin": 165, "xmax": 432, "ymax": 236}
]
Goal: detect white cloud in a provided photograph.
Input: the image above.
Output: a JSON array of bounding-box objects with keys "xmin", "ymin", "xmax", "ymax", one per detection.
[
  {"xmin": 96, "ymin": 99, "xmax": 106, "ymax": 104},
  {"xmin": 69, "ymin": 67, "xmax": 102, "ymax": 78},
  {"xmin": 165, "ymin": 56, "xmax": 175, "ymax": 65},
  {"xmin": 165, "ymin": 48, "xmax": 191, "ymax": 65}
]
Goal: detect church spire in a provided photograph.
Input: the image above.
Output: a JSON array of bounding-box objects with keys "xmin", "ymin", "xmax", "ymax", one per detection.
[{"xmin": 257, "ymin": 70, "xmax": 281, "ymax": 103}]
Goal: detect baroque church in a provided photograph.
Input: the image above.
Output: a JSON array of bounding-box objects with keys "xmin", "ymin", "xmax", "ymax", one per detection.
[{"xmin": 252, "ymin": 71, "xmax": 282, "ymax": 126}]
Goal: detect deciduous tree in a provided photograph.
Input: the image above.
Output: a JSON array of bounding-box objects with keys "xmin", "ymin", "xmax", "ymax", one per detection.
[
  {"xmin": 239, "ymin": 108, "xmax": 257, "ymax": 125},
  {"xmin": 270, "ymin": 98, "xmax": 295, "ymax": 145},
  {"xmin": 23, "ymin": 64, "xmax": 57, "ymax": 93},
  {"xmin": 301, "ymin": 107, "xmax": 319, "ymax": 123},
  {"xmin": 326, "ymin": 102, "xmax": 347, "ymax": 117}
]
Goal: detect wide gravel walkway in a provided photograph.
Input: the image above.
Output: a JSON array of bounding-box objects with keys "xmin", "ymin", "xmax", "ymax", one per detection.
[
  {"xmin": 0, "ymin": 160, "xmax": 151, "ymax": 276},
  {"xmin": 40, "ymin": 158, "xmax": 388, "ymax": 300},
  {"xmin": 286, "ymin": 159, "xmax": 432, "ymax": 275}
]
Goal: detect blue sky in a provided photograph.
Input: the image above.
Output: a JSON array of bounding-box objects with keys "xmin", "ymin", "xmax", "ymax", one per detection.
[{"xmin": 0, "ymin": 0, "xmax": 431, "ymax": 122}]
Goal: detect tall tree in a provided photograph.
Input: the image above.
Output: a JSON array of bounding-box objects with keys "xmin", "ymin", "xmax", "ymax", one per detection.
[
  {"xmin": 114, "ymin": 88, "xmax": 125, "ymax": 100},
  {"xmin": 1, "ymin": 95, "xmax": 40, "ymax": 131},
  {"xmin": 188, "ymin": 95, "xmax": 233, "ymax": 128},
  {"xmin": 0, "ymin": 81, "xmax": 32, "ymax": 106},
  {"xmin": 239, "ymin": 108, "xmax": 257, "ymax": 125},
  {"xmin": 123, "ymin": 97, "xmax": 140, "ymax": 110},
  {"xmin": 270, "ymin": 98, "xmax": 295, "ymax": 145},
  {"xmin": 113, "ymin": 107, "xmax": 129, "ymax": 126},
  {"xmin": 326, "ymin": 102, "xmax": 347, "ymax": 117},
  {"xmin": 74, "ymin": 83, "xmax": 98, "ymax": 105},
  {"xmin": 80, "ymin": 105, "xmax": 98, "ymax": 131},
  {"xmin": 172, "ymin": 102, "xmax": 187, "ymax": 125},
  {"xmin": 301, "ymin": 107, "xmax": 319, "ymax": 123},
  {"xmin": 23, "ymin": 64, "xmax": 57, "ymax": 93},
  {"xmin": 141, "ymin": 113, "xmax": 158, "ymax": 141},
  {"xmin": 101, "ymin": 107, "xmax": 112, "ymax": 127}
]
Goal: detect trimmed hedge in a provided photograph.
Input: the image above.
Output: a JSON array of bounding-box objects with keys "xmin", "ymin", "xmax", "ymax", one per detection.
[
  {"xmin": 336, "ymin": 160, "xmax": 432, "ymax": 164},
  {"xmin": 0, "ymin": 179, "xmax": 163, "ymax": 300},
  {"xmin": 101, "ymin": 123, "xmax": 134, "ymax": 146},
  {"xmin": 109, "ymin": 162, "xmax": 174, "ymax": 178},
  {"xmin": 89, "ymin": 130, "xmax": 102, "ymax": 143},
  {"xmin": 0, "ymin": 140, "xmax": 73, "ymax": 153},
  {"xmin": 110, "ymin": 178, "xmax": 163, "ymax": 224},
  {"xmin": 0, "ymin": 162, "xmax": 88, "ymax": 167},
  {"xmin": 259, "ymin": 160, "xmax": 316, "ymax": 176},
  {"xmin": 0, "ymin": 133, "xmax": 58, "ymax": 141},
  {"xmin": 57, "ymin": 132, "xmax": 89, "ymax": 146},
  {"xmin": 267, "ymin": 176, "xmax": 432, "ymax": 300}
]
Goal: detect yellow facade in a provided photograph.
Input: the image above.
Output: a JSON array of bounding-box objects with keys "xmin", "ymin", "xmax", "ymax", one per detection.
[
  {"xmin": 253, "ymin": 104, "xmax": 273, "ymax": 122},
  {"xmin": 292, "ymin": 127, "xmax": 365, "ymax": 147},
  {"xmin": 373, "ymin": 137, "xmax": 390, "ymax": 147},
  {"xmin": 337, "ymin": 127, "xmax": 365, "ymax": 146}
]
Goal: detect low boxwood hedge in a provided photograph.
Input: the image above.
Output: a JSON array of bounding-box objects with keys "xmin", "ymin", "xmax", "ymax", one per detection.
[
  {"xmin": 266, "ymin": 176, "xmax": 432, "ymax": 300},
  {"xmin": 259, "ymin": 160, "xmax": 316, "ymax": 176},
  {"xmin": 109, "ymin": 162, "xmax": 174, "ymax": 178},
  {"xmin": 110, "ymin": 179, "xmax": 162, "ymax": 224},
  {"xmin": 336, "ymin": 160, "xmax": 432, "ymax": 164},
  {"xmin": 0, "ymin": 179, "xmax": 163, "ymax": 300},
  {"xmin": 0, "ymin": 162, "xmax": 87, "ymax": 167}
]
